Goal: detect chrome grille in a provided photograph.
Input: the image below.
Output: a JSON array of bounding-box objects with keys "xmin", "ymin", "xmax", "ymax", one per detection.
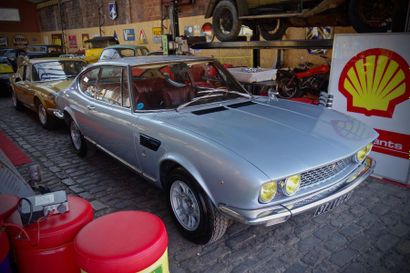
[{"xmin": 300, "ymin": 157, "xmax": 352, "ymax": 188}]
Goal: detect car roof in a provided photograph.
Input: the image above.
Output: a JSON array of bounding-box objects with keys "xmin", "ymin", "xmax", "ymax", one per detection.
[
  {"xmin": 84, "ymin": 36, "xmax": 118, "ymax": 43},
  {"xmin": 24, "ymin": 57, "xmax": 86, "ymax": 64},
  {"xmin": 96, "ymin": 55, "xmax": 214, "ymax": 66},
  {"xmin": 104, "ymin": 45, "xmax": 148, "ymax": 50}
]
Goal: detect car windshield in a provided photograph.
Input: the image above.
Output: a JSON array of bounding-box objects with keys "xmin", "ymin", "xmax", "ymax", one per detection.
[
  {"xmin": 87, "ymin": 39, "xmax": 118, "ymax": 49},
  {"xmin": 33, "ymin": 61, "xmax": 86, "ymax": 81},
  {"xmin": 27, "ymin": 45, "xmax": 47, "ymax": 53},
  {"xmin": 131, "ymin": 60, "xmax": 249, "ymax": 111},
  {"xmin": 0, "ymin": 58, "xmax": 11, "ymax": 65}
]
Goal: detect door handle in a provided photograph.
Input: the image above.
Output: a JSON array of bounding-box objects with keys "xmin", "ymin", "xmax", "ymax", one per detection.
[{"xmin": 87, "ymin": 105, "xmax": 96, "ymax": 110}]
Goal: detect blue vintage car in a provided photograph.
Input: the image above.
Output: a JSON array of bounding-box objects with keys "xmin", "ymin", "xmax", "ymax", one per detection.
[{"xmin": 54, "ymin": 56, "xmax": 377, "ymax": 244}]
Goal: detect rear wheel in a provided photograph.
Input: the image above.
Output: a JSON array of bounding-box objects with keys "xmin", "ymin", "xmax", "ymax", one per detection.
[
  {"xmin": 11, "ymin": 89, "xmax": 23, "ymax": 110},
  {"xmin": 212, "ymin": 0, "xmax": 242, "ymax": 41},
  {"xmin": 69, "ymin": 118, "xmax": 87, "ymax": 157},
  {"xmin": 167, "ymin": 168, "xmax": 229, "ymax": 244},
  {"xmin": 276, "ymin": 70, "xmax": 303, "ymax": 98},
  {"xmin": 259, "ymin": 19, "xmax": 287, "ymax": 41}
]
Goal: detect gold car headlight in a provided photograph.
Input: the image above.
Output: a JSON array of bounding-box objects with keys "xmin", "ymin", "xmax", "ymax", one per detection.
[
  {"xmin": 355, "ymin": 143, "xmax": 373, "ymax": 163},
  {"xmin": 282, "ymin": 174, "xmax": 301, "ymax": 196},
  {"xmin": 259, "ymin": 181, "xmax": 277, "ymax": 203}
]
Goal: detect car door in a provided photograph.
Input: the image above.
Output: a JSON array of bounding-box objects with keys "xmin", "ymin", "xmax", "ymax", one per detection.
[{"xmin": 77, "ymin": 65, "xmax": 140, "ymax": 169}]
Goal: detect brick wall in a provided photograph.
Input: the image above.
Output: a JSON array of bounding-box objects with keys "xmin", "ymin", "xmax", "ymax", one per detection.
[{"xmin": 38, "ymin": 0, "xmax": 208, "ymax": 32}]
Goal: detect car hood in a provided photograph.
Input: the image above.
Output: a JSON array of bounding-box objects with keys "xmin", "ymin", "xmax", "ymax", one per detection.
[
  {"xmin": 36, "ymin": 79, "xmax": 73, "ymax": 94},
  {"xmin": 159, "ymin": 99, "xmax": 378, "ymax": 179},
  {"xmin": 0, "ymin": 64, "xmax": 13, "ymax": 74}
]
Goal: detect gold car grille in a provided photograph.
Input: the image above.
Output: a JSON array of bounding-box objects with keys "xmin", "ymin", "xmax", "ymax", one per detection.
[{"xmin": 300, "ymin": 157, "xmax": 352, "ymax": 188}]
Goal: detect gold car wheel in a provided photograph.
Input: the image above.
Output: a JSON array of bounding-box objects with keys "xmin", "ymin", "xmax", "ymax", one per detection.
[
  {"xmin": 11, "ymin": 91, "xmax": 17, "ymax": 107},
  {"xmin": 38, "ymin": 103, "xmax": 48, "ymax": 125},
  {"xmin": 11, "ymin": 90, "xmax": 22, "ymax": 110}
]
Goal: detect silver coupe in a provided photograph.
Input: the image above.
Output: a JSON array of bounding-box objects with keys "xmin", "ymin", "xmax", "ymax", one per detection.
[{"xmin": 54, "ymin": 56, "xmax": 377, "ymax": 244}]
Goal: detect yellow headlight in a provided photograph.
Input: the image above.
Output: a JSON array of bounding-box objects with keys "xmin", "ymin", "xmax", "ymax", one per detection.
[
  {"xmin": 259, "ymin": 181, "xmax": 277, "ymax": 203},
  {"xmin": 365, "ymin": 143, "xmax": 373, "ymax": 153},
  {"xmin": 356, "ymin": 148, "xmax": 367, "ymax": 162},
  {"xmin": 355, "ymin": 143, "xmax": 373, "ymax": 163},
  {"xmin": 283, "ymin": 174, "xmax": 301, "ymax": 196}
]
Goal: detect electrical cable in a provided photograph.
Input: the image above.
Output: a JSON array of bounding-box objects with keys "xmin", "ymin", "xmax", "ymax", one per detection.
[
  {"xmin": 18, "ymin": 197, "xmax": 33, "ymax": 225},
  {"xmin": 36, "ymin": 215, "xmax": 48, "ymax": 247},
  {"xmin": 280, "ymin": 204, "xmax": 293, "ymax": 218},
  {"xmin": 2, "ymin": 223, "xmax": 31, "ymax": 242}
]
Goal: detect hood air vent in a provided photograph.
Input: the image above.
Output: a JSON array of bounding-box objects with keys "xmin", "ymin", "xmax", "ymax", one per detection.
[
  {"xmin": 228, "ymin": 101, "xmax": 256, "ymax": 108},
  {"xmin": 192, "ymin": 107, "xmax": 227, "ymax": 115}
]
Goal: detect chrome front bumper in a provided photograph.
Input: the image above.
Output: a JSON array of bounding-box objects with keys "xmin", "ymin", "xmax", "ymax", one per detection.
[
  {"xmin": 219, "ymin": 157, "xmax": 375, "ymax": 226},
  {"xmin": 52, "ymin": 109, "xmax": 65, "ymax": 119}
]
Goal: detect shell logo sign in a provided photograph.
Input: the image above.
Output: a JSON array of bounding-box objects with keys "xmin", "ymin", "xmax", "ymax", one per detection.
[{"xmin": 338, "ymin": 48, "xmax": 410, "ymax": 118}]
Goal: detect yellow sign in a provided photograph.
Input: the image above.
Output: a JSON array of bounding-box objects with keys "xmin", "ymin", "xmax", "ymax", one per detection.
[{"xmin": 152, "ymin": 27, "xmax": 162, "ymax": 36}]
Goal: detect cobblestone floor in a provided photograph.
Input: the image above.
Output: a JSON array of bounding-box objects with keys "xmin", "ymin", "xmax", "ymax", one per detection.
[{"xmin": 1, "ymin": 97, "xmax": 409, "ymax": 273}]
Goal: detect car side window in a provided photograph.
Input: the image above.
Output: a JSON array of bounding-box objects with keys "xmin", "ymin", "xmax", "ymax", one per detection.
[
  {"xmin": 100, "ymin": 49, "xmax": 119, "ymax": 61},
  {"xmin": 95, "ymin": 66, "xmax": 123, "ymax": 106},
  {"xmin": 79, "ymin": 68, "xmax": 100, "ymax": 98},
  {"xmin": 119, "ymin": 49, "xmax": 135, "ymax": 57},
  {"xmin": 140, "ymin": 48, "xmax": 149, "ymax": 55}
]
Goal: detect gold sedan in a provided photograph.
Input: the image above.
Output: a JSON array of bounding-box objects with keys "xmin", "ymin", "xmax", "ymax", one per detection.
[{"xmin": 10, "ymin": 57, "xmax": 87, "ymax": 128}]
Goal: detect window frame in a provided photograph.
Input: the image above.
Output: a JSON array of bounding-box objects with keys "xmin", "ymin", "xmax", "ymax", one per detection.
[
  {"xmin": 96, "ymin": 65, "xmax": 124, "ymax": 106},
  {"xmin": 77, "ymin": 64, "xmax": 133, "ymax": 110},
  {"xmin": 23, "ymin": 65, "xmax": 31, "ymax": 81}
]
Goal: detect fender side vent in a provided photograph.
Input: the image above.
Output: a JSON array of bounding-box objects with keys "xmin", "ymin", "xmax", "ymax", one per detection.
[
  {"xmin": 140, "ymin": 134, "xmax": 161, "ymax": 151},
  {"xmin": 192, "ymin": 107, "xmax": 227, "ymax": 115},
  {"xmin": 228, "ymin": 101, "xmax": 256, "ymax": 108}
]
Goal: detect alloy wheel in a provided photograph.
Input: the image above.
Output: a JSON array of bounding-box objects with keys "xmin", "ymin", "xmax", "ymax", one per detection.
[
  {"xmin": 70, "ymin": 121, "xmax": 82, "ymax": 151},
  {"xmin": 170, "ymin": 180, "xmax": 201, "ymax": 231},
  {"xmin": 38, "ymin": 103, "xmax": 47, "ymax": 125}
]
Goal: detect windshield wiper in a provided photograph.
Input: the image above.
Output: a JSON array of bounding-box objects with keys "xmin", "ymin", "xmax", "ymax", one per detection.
[
  {"xmin": 177, "ymin": 89, "xmax": 252, "ymax": 111},
  {"xmin": 177, "ymin": 93, "xmax": 224, "ymax": 111},
  {"xmin": 197, "ymin": 88, "xmax": 251, "ymax": 98}
]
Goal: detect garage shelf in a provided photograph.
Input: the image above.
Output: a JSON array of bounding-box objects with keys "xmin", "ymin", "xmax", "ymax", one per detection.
[{"xmin": 190, "ymin": 39, "xmax": 333, "ymax": 50}]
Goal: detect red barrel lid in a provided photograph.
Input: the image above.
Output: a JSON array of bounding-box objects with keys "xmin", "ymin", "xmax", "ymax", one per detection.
[
  {"xmin": 20, "ymin": 195, "xmax": 93, "ymax": 248},
  {"xmin": 0, "ymin": 231, "xmax": 10, "ymax": 261},
  {"xmin": 0, "ymin": 195, "xmax": 19, "ymax": 223},
  {"xmin": 74, "ymin": 211, "xmax": 168, "ymax": 273}
]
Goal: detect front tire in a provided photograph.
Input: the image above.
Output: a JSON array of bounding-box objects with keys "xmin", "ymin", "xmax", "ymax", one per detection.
[
  {"xmin": 212, "ymin": 0, "xmax": 242, "ymax": 41},
  {"xmin": 37, "ymin": 102, "xmax": 56, "ymax": 129},
  {"xmin": 167, "ymin": 168, "xmax": 229, "ymax": 244},
  {"xmin": 69, "ymin": 118, "xmax": 87, "ymax": 157}
]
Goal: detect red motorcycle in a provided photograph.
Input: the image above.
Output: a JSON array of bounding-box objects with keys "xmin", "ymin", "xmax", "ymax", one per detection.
[{"xmin": 276, "ymin": 61, "xmax": 330, "ymax": 99}]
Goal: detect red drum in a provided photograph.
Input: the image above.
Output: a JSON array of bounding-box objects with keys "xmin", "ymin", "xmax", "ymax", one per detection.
[
  {"xmin": 11, "ymin": 195, "xmax": 93, "ymax": 273},
  {"xmin": 75, "ymin": 211, "xmax": 169, "ymax": 273}
]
